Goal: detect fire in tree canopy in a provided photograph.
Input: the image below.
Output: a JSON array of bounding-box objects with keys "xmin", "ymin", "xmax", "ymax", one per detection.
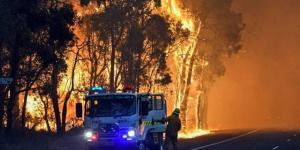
[
  {"xmin": 0, "ymin": 0, "xmax": 244, "ymax": 135},
  {"xmin": 78, "ymin": 0, "xmax": 182, "ymax": 92}
]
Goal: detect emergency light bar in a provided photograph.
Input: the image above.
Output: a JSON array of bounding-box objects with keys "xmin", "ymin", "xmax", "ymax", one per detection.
[
  {"xmin": 90, "ymin": 86, "xmax": 106, "ymax": 94},
  {"xmin": 123, "ymin": 84, "xmax": 134, "ymax": 92}
]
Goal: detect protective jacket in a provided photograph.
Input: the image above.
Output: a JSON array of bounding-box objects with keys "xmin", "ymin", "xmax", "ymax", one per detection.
[{"xmin": 165, "ymin": 114, "xmax": 181, "ymax": 139}]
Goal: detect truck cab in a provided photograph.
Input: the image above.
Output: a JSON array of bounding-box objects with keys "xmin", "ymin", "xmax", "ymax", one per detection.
[{"xmin": 76, "ymin": 87, "xmax": 167, "ymax": 150}]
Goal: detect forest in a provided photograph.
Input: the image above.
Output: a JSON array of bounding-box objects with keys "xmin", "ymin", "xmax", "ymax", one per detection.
[{"xmin": 0, "ymin": 0, "xmax": 244, "ymax": 135}]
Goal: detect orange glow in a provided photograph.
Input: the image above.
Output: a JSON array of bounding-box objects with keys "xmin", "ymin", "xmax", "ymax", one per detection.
[
  {"xmin": 25, "ymin": 95, "xmax": 53, "ymax": 131},
  {"xmin": 161, "ymin": 0, "xmax": 201, "ymax": 109},
  {"xmin": 161, "ymin": 0, "xmax": 195, "ymax": 31},
  {"xmin": 161, "ymin": 0, "xmax": 210, "ymax": 136},
  {"xmin": 26, "ymin": 95, "xmax": 40, "ymax": 117},
  {"xmin": 179, "ymin": 129, "xmax": 210, "ymax": 139},
  {"xmin": 24, "ymin": 0, "xmax": 209, "ymax": 134}
]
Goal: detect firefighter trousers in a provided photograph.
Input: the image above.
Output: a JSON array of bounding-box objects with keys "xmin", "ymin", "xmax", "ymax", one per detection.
[{"xmin": 164, "ymin": 135, "xmax": 178, "ymax": 150}]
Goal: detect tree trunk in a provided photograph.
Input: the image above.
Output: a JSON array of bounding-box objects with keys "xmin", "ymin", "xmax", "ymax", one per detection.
[
  {"xmin": 196, "ymin": 91, "xmax": 202, "ymax": 129},
  {"xmin": 0, "ymin": 87, "xmax": 4, "ymax": 131},
  {"xmin": 202, "ymin": 85, "xmax": 209, "ymax": 129},
  {"xmin": 39, "ymin": 92, "xmax": 51, "ymax": 133},
  {"xmin": 21, "ymin": 55, "xmax": 33, "ymax": 132},
  {"xmin": 44, "ymin": 109, "xmax": 51, "ymax": 133},
  {"xmin": 44, "ymin": 101, "xmax": 51, "ymax": 132},
  {"xmin": 88, "ymin": 36, "xmax": 94, "ymax": 88},
  {"xmin": 128, "ymin": 49, "xmax": 134, "ymax": 86},
  {"xmin": 50, "ymin": 65, "xmax": 62, "ymax": 133},
  {"xmin": 0, "ymin": 71, "xmax": 4, "ymax": 131},
  {"xmin": 176, "ymin": 55, "xmax": 188, "ymax": 107},
  {"xmin": 174, "ymin": 46, "xmax": 192, "ymax": 108},
  {"xmin": 135, "ymin": 52, "xmax": 142, "ymax": 92},
  {"xmin": 21, "ymin": 88, "xmax": 29, "ymax": 131},
  {"xmin": 0, "ymin": 48, "xmax": 3, "ymax": 131},
  {"xmin": 197, "ymin": 80, "xmax": 209, "ymax": 130},
  {"xmin": 6, "ymin": 46, "xmax": 20, "ymax": 133},
  {"xmin": 109, "ymin": 25, "xmax": 116, "ymax": 92},
  {"xmin": 179, "ymin": 47, "xmax": 197, "ymax": 132},
  {"xmin": 61, "ymin": 100, "xmax": 68, "ymax": 132},
  {"xmin": 196, "ymin": 61, "xmax": 205, "ymax": 130},
  {"xmin": 62, "ymin": 46, "xmax": 80, "ymax": 132},
  {"xmin": 61, "ymin": 85, "xmax": 74, "ymax": 132}
]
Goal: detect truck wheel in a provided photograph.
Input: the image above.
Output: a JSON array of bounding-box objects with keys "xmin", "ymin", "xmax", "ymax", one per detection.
[
  {"xmin": 150, "ymin": 132, "xmax": 164, "ymax": 150},
  {"xmin": 144, "ymin": 133, "xmax": 164, "ymax": 150},
  {"xmin": 138, "ymin": 141, "xmax": 152, "ymax": 150},
  {"xmin": 138, "ymin": 142, "xmax": 151, "ymax": 150},
  {"xmin": 149, "ymin": 143, "xmax": 164, "ymax": 150}
]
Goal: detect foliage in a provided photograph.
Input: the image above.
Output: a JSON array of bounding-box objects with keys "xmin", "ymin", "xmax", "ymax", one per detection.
[
  {"xmin": 0, "ymin": 0, "xmax": 76, "ymax": 133},
  {"xmin": 0, "ymin": 0, "xmax": 244, "ymax": 133},
  {"xmin": 181, "ymin": 0, "xmax": 245, "ymax": 130},
  {"xmin": 78, "ymin": 0, "xmax": 179, "ymax": 92}
]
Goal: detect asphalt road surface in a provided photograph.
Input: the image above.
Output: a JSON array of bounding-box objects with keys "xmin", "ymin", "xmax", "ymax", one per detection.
[
  {"xmin": 179, "ymin": 129, "xmax": 300, "ymax": 150},
  {"xmin": 73, "ymin": 129, "xmax": 300, "ymax": 150},
  {"xmin": 4, "ymin": 129, "xmax": 298, "ymax": 150}
]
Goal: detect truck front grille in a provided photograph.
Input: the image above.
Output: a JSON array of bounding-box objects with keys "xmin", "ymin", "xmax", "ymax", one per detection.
[{"xmin": 98, "ymin": 124, "xmax": 119, "ymax": 138}]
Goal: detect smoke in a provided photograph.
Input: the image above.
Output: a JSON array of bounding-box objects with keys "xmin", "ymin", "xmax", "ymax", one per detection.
[{"xmin": 208, "ymin": 0, "xmax": 300, "ymax": 130}]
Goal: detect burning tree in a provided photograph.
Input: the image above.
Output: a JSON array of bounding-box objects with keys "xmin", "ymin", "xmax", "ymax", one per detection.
[
  {"xmin": 76, "ymin": 0, "xmax": 244, "ymax": 133},
  {"xmin": 163, "ymin": 0, "xmax": 244, "ymax": 132},
  {"xmin": 0, "ymin": 0, "xmax": 76, "ymax": 133},
  {"xmin": 77, "ymin": 0, "xmax": 183, "ymax": 92},
  {"xmin": 0, "ymin": 0, "xmax": 244, "ymax": 135}
]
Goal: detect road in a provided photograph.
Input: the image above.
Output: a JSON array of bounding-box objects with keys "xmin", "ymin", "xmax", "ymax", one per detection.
[
  {"xmin": 179, "ymin": 129, "xmax": 300, "ymax": 150},
  {"xmin": 3, "ymin": 129, "xmax": 298, "ymax": 150},
  {"xmin": 57, "ymin": 129, "xmax": 300, "ymax": 150}
]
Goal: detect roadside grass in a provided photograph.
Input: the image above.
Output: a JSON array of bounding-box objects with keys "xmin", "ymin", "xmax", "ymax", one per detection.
[{"xmin": 0, "ymin": 128, "xmax": 84, "ymax": 150}]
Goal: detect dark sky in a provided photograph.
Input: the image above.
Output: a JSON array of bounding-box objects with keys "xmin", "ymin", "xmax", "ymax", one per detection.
[{"xmin": 208, "ymin": 0, "xmax": 300, "ymax": 129}]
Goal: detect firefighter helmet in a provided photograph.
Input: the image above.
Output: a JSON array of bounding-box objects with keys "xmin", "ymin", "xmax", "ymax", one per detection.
[{"xmin": 173, "ymin": 108, "xmax": 180, "ymax": 115}]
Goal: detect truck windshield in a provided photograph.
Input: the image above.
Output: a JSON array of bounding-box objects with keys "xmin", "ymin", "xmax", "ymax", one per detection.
[{"xmin": 85, "ymin": 95, "xmax": 136, "ymax": 117}]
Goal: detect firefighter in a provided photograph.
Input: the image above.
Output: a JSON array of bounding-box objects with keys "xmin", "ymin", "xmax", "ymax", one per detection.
[{"xmin": 164, "ymin": 108, "xmax": 181, "ymax": 150}]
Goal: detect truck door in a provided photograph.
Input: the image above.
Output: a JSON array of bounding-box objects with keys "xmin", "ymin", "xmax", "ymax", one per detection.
[
  {"xmin": 149, "ymin": 94, "xmax": 166, "ymax": 122},
  {"xmin": 139, "ymin": 94, "xmax": 166, "ymax": 134}
]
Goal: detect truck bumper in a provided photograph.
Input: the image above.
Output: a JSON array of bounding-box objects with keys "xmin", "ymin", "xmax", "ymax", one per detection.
[{"xmin": 86, "ymin": 138, "xmax": 138, "ymax": 147}]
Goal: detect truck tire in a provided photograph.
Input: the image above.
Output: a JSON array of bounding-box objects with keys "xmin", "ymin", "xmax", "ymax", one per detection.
[
  {"xmin": 138, "ymin": 142, "xmax": 150, "ymax": 150},
  {"xmin": 150, "ymin": 142, "xmax": 164, "ymax": 150},
  {"xmin": 144, "ymin": 132, "xmax": 164, "ymax": 150}
]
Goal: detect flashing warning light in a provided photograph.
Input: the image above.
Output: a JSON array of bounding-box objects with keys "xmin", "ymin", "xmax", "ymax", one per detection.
[
  {"xmin": 90, "ymin": 86, "xmax": 106, "ymax": 94},
  {"xmin": 123, "ymin": 84, "xmax": 134, "ymax": 92},
  {"xmin": 85, "ymin": 131, "xmax": 93, "ymax": 138},
  {"xmin": 128, "ymin": 130, "xmax": 135, "ymax": 137},
  {"xmin": 91, "ymin": 135, "xmax": 98, "ymax": 141},
  {"xmin": 85, "ymin": 131, "xmax": 99, "ymax": 141},
  {"xmin": 91, "ymin": 86, "xmax": 105, "ymax": 91},
  {"xmin": 122, "ymin": 134, "xmax": 128, "ymax": 139}
]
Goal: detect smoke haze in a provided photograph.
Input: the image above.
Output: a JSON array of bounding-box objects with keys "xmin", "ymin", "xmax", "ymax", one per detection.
[{"xmin": 208, "ymin": 0, "xmax": 300, "ymax": 130}]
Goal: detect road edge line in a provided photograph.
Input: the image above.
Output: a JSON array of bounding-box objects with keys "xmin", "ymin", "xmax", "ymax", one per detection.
[{"xmin": 189, "ymin": 129, "xmax": 259, "ymax": 150}]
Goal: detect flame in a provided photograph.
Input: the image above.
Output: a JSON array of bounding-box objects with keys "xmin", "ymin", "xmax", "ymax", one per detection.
[
  {"xmin": 26, "ymin": 95, "xmax": 39, "ymax": 116},
  {"xmin": 162, "ymin": 0, "xmax": 200, "ymax": 107},
  {"xmin": 162, "ymin": 0, "xmax": 210, "ymax": 137},
  {"xmin": 26, "ymin": 95, "xmax": 52, "ymax": 131},
  {"xmin": 23, "ymin": 0, "xmax": 210, "ymax": 135},
  {"xmin": 179, "ymin": 129, "xmax": 210, "ymax": 139},
  {"xmin": 162, "ymin": 0, "xmax": 195, "ymax": 31}
]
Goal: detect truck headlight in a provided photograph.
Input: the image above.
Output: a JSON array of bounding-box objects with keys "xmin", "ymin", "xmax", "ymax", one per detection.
[
  {"xmin": 128, "ymin": 130, "xmax": 135, "ymax": 137},
  {"xmin": 85, "ymin": 131, "xmax": 93, "ymax": 138}
]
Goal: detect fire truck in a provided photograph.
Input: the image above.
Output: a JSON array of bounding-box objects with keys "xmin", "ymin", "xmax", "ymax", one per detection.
[{"xmin": 76, "ymin": 86, "xmax": 167, "ymax": 150}]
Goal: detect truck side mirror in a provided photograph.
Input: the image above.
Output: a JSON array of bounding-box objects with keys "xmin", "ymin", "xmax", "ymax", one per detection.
[
  {"xmin": 76, "ymin": 103, "xmax": 83, "ymax": 118},
  {"xmin": 141, "ymin": 101, "xmax": 149, "ymax": 116}
]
